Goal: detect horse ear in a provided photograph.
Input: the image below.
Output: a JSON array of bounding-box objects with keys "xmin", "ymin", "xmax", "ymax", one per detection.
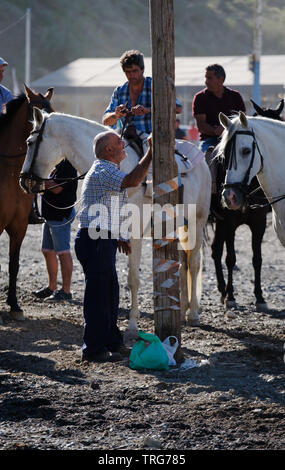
[
  {"xmin": 277, "ymin": 99, "xmax": 284, "ymax": 114},
  {"xmin": 44, "ymin": 87, "xmax": 54, "ymax": 100},
  {"xmin": 219, "ymin": 112, "xmax": 231, "ymax": 129},
  {"xmin": 33, "ymin": 107, "xmax": 44, "ymax": 127},
  {"xmin": 239, "ymin": 111, "xmax": 248, "ymax": 128},
  {"xmin": 250, "ymin": 99, "xmax": 263, "ymax": 115},
  {"xmin": 24, "ymin": 84, "xmax": 36, "ymax": 102}
]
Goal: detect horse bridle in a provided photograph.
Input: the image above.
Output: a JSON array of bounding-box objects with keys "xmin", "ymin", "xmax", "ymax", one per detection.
[
  {"xmin": 222, "ymin": 129, "xmax": 264, "ymax": 196},
  {"xmin": 20, "ymin": 115, "xmax": 86, "ymax": 194}
]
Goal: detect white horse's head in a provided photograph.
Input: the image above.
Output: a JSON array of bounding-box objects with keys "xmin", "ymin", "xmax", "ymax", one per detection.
[
  {"xmin": 20, "ymin": 107, "xmax": 63, "ymax": 193},
  {"xmin": 218, "ymin": 111, "xmax": 263, "ymax": 211}
]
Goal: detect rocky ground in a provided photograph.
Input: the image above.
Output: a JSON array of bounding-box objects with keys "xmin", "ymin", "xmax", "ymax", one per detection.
[{"xmin": 0, "ymin": 213, "xmax": 284, "ymax": 455}]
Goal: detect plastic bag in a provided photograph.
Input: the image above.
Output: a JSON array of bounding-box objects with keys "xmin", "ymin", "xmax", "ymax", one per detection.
[
  {"xmin": 129, "ymin": 330, "xmax": 169, "ymax": 371},
  {"xmin": 162, "ymin": 336, "xmax": 179, "ymax": 366}
]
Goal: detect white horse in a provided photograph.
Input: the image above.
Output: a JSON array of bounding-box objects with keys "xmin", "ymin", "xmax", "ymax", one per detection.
[
  {"xmin": 20, "ymin": 108, "xmax": 211, "ymax": 340},
  {"xmin": 218, "ymin": 111, "xmax": 285, "ymax": 248}
]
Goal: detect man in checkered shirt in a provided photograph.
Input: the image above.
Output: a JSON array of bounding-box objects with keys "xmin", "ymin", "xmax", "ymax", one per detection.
[
  {"xmin": 103, "ymin": 50, "xmax": 182, "ymax": 134},
  {"xmin": 75, "ymin": 130, "xmax": 152, "ymax": 364}
]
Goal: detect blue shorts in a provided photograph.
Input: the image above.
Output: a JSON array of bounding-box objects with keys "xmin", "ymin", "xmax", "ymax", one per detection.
[{"xmin": 42, "ymin": 209, "xmax": 75, "ymax": 254}]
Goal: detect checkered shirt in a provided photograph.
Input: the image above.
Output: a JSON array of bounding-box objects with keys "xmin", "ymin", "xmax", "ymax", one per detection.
[
  {"xmin": 103, "ymin": 76, "xmax": 182, "ymax": 134},
  {"xmin": 78, "ymin": 158, "xmax": 129, "ymax": 240}
]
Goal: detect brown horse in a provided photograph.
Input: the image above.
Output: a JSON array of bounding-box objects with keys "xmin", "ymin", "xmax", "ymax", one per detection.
[{"xmin": 0, "ymin": 85, "xmax": 53, "ymax": 321}]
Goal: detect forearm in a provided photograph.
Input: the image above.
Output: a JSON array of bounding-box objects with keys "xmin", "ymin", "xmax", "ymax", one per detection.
[
  {"xmin": 44, "ymin": 179, "xmax": 63, "ymax": 194},
  {"xmin": 196, "ymin": 120, "xmax": 216, "ymax": 136},
  {"xmin": 103, "ymin": 112, "xmax": 118, "ymax": 127},
  {"xmin": 121, "ymin": 148, "xmax": 152, "ymax": 188},
  {"xmin": 195, "ymin": 116, "xmax": 222, "ymax": 136}
]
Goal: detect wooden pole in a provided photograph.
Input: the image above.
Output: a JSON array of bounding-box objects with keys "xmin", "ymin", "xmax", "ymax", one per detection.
[{"xmin": 149, "ymin": 0, "xmax": 182, "ymax": 362}]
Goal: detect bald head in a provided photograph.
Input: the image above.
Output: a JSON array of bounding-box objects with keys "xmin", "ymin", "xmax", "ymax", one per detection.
[
  {"xmin": 93, "ymin": 130, "xmax": 126, "ymax": 165},
  {"xmin": 93, "ymin": 131, "xmax": 116, "ymax": 158}
]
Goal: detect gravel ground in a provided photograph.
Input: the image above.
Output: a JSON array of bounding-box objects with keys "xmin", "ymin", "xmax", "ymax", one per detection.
[{"xmin": 0, "ymin": 212, "xmax": 284, "ymax": 454}]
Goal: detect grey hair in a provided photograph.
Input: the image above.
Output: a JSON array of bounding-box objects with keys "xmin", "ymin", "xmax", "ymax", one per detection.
[{"xmin": 93, "ymin": 131, "xmax": 117, "ymax": 158}]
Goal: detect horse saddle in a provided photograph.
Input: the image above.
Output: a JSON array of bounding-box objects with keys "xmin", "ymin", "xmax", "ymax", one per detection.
[
  {"xmin": 123, "ymin": 124, "xmax": 144, "ymax": 159},
  {"xmin": 174, "ymin": 140, "xmax": 205, "ymax": 176}
]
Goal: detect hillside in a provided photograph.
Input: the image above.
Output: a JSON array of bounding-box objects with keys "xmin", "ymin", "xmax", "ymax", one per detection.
[{"xmin": 1, "ymin": 0, "xmax": 285, "ymax": 90}]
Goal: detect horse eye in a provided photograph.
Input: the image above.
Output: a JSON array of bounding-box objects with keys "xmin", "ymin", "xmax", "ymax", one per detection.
[{"xmin": 242, "ymin": 147, "xmax": 251, "ymax": 156}]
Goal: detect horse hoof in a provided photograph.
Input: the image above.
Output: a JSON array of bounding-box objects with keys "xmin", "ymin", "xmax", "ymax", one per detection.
[
  {"xmin": 186, "ymin": 312, "xmax": 200, "ymax": 327},
  {"xmin": 256, "ymin": 302, "xmax": 269, "ymax": 312},
  {"xmin": 220, "ymin": 296, "xmax": 226, "ymax": 305},
  {"xmin": 225, "ymin": 300, "xmax": 237, "ymax": 309},
  {"xmin": 225, "ymin": 311, "xmax": 237, "ymax": 319},
  {"xmin": 10, "ymin": 310, "xmax": 25, "ymax": 321},
  {"xmin": 123, "ymin": 328, "xmax": 138, "ymax": 346}
]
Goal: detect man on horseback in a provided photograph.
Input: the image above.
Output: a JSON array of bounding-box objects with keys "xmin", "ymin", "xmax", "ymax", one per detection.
[
  {"xmin": 0, "ymin": 57, "xmax": 13, "ymax": 113},
  {"xmin": 0, "ymin": 57, "xmax": 43, "ymax": 224},
  {"xmin": 103, "ymin": 50, "xmax": 182, "ymax": 195},
  {"xmin": 103, "ymin": 49, "xmax": 182, "ymax": 155},
  {"xmin": 193, "ymin": 63, "xmax": 246, "ymax": 193},
  {"xmin": 193, "ymin": 64, "xmax": 246, "ymax": 153}
]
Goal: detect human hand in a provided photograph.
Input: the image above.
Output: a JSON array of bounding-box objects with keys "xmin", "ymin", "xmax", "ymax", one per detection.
[
  {"xmin": 118, "ymin": 240, "xmax": 132, "ymax": 255},
  {"xmin": 115, "ymin": 104, "xmax": 128, "ymax": 118},
  {"xmin": 131, "ymin": 104, "xmax": 149, "ymax": 116}
]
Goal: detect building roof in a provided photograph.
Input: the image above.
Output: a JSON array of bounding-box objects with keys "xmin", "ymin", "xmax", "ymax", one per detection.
[{"xmin": 31, "ymin": 55, "xmax": 285, "ymax": 93}]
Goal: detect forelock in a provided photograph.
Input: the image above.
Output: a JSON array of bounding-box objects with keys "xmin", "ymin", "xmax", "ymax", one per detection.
[{"xmin": 216, "ymin": 115, "xmax": 240, "ymax": 159}]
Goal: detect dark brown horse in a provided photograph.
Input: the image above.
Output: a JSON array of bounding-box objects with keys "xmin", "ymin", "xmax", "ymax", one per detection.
[{"xmin": 0, "ymin": 85, "xmax": 53, "ymax": 320}]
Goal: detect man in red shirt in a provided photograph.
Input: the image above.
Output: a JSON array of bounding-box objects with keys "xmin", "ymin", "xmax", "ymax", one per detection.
[{"xmin": 192, "ymin": 64, "xmax": 246, "ymax": 152}]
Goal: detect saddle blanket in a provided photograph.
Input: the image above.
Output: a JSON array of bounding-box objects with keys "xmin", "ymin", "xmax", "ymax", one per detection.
[{"xmin": 174, "ymin": 139, "xmax": 204, "ymax": 175}]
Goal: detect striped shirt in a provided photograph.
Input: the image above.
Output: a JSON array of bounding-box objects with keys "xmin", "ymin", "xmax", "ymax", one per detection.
[
  {"xmin": 103, "ymin": 76, "xmax": 182, "ymax": 134},
  {"xmin": 78, "ymin": 158, "xmax": 129, "ymax": 240}
]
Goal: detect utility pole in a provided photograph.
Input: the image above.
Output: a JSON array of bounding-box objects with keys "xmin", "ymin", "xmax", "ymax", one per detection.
[
  {"xmin": 252, "ymin": 0, "xmax": 263, "ymax": 105},
  {"xmin": 25, "ymin": 8, "xmax": 31, "ymax": 85},
  {"xmin": 149, "ymin": 0, "xmax": 182, "ymax": 362}
]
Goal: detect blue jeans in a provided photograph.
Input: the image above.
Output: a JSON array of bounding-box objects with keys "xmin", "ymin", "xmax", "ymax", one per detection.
[
  {"xmin": 74, "ymin": 228, "xmax": 123, "ymax": 358},
  {"xmin": 199, "ymin": 137, "xmax": 219, "ymax": 153}
]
